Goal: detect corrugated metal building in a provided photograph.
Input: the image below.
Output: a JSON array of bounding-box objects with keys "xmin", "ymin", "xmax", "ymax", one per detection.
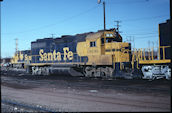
[{"xmin": 159, "ymin": 19, "xmax": 171, "ymax": 59}]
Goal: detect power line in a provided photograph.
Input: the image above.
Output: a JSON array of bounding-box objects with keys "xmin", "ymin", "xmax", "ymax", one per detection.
[
  {"xmin": 2, "ymin": 5, "xmax": 99, "ymax": 35},
  {"xmin": 107, "ymin": 0, "xmax": 150, "ymax": 5},
  {"xmin": 134, "ymin": 36, "xmax": 159, "ymax": 39},
  {"xmin": 121, "ymin": 32, "xmax": 158, "ymax": 36},
  {"xmin": 104, "ymin": 15, "xmax": 168, "ymax": 29},
  {"xmin": 121, "ymin": 15, "xmax": 169, "ymax": 22}
]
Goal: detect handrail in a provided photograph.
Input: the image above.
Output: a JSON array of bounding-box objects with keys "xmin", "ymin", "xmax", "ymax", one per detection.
[{"xmin": 131, "ymin": 46, "xmax": 170, "ymax": 69}]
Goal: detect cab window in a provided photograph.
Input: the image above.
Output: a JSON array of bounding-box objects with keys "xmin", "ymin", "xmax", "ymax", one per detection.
[
  {"xmin": 105, "ymin": 33, "xmax": 113, "ymax": 37},
  {"xmin": 101, "ymin": 38, "xmax": 104, "ymax": 45},
  {"xmin": 90, "ymin": 41, "xmax": 96, "ymax": 47},
  {"xmin": 106, "ymin": 38, "xmax": 115, "ymax": 43}
]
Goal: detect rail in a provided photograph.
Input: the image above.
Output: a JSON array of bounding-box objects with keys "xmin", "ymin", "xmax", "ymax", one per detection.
[{"xmin": 1, "ymin": 99, "xmax": 55, "ymax": 112}]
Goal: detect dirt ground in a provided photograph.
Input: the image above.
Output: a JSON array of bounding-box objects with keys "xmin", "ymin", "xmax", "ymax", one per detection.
[{"xmin": 1, "ymin": 69, "xmax": 171, "ymax": 112}]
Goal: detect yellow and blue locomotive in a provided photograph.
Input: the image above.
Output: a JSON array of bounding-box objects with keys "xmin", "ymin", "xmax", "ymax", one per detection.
[{"xmin": 25, "ymin": 28, "xmax": 131, "ymax": 77}]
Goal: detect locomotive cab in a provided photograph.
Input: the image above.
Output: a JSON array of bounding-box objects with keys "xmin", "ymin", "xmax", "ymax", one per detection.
[
  {"xmin": 77, "ymin": 30, "xmax": 131, "ymax": 66},
  {"xmin": 100, "ymin": 31, "xmax": 122, "ymax": 55},
  {"xmin": 76, "ymin": 29, "xmax": 131, "ymax": 77},
  {"xmin": 101, "ymin": 31, "xmax": 122, "ymax": 45}
]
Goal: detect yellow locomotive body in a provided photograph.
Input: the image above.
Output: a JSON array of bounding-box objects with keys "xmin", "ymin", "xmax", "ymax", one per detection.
[
  {"xmin": 76, "ymin": 30, "xmax": 131, "ymax": 77},
  {"xmin": 77, "ymin": 30, "xmax": 130, "ymax": 65}
]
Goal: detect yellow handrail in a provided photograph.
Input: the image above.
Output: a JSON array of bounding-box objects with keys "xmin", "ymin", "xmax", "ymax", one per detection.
[{"xmin": 131, "ymin": 46, "xmax": 170, "ymax": 69}]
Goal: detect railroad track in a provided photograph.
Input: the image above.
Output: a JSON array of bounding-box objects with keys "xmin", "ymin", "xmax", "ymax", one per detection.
[
  {"xmin": 1, "ymin": 71, "xmax": 170, "ymax": 111},
  {"xmin": 1, "ymin": 99, "xmax": 56, "ymax": 112},
  {"xmin": 1, "ymin": 75, "xmax": 170, "ymax": 94}
]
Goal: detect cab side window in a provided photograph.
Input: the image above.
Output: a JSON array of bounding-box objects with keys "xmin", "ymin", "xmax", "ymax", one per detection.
[
  {"xmin": 105, "ymin": 33, "xmax": 113, "ymax": 37},
  {"xmin": 90, "ymin": 41, "xmax": 96, "ymax": 47},
  {"xmin": 101, "ymin": 38, "xmax": 104, "ymax": 45}
]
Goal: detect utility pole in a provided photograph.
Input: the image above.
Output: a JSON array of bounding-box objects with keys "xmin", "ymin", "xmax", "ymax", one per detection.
[
  {"xmin": 133, "ymin": 37, "xmax": 135, "ymax": 49},
  {"xmin": 126, "ymin": 36, "xmax": 131, "ymax": 42},
  {"xmin": 156, "ymin": 40, "xmax": 158, "ymax": 48},
  {"xmin": 114, "ymin": 20, "xmax": 121, "ymax": 33},
  {"xmin": 51, "ymin": 34, "xmax": 55, "ymax": 38},
  {"xmin": 103, "ymin": 1, "xmax": 106, "ymax": 30},
  {"xmin": 114, "ymin": 20, "xmax": 121, "ymax": 41},
  {"xmin": 129, "ymin": 36, "xmax": 131, "ymax": 42},
  {"xmin": 126, "ymin": 36, "xmax": 134, "ymax": 50},
  {"xmin": 15, "ymin": 38, "xmax": 18, "ymax": 54},
  {"xmin": 126, "ymin": 37, "xmax": 128, "ymax": 42},
  {"xmin": 152, "ymin": 41, "xmax": 154, "ymax": 49},
  {"xmin": 148, "ymin": 40, "xmax": 150, "ymax": 49},
  {"xmin": 98, "ymin": 0, "xmax": 106, "ymax": 30}
]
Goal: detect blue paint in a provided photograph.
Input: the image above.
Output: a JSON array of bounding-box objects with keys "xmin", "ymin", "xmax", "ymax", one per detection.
[{"xmin": 31, "ymin": 34, "xmax": 88, "ymax": 64}]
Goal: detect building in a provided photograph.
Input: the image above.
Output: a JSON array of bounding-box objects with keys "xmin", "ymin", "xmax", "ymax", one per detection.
[
  {"xmin": 159, "ymin": 19, "xmax": 171, "ymax": 59},
  {"xmin": 1, "ymin": 58, "xmax": 11, "ymax": 64}
]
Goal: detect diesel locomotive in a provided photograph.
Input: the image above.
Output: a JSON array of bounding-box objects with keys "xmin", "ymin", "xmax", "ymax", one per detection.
[{"xmin": 11, "ymin": 28, "xmax": 132, "ymax": 78}]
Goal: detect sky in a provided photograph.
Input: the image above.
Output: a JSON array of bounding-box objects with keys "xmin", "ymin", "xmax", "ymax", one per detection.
[{"xmin": 1, "ymin": 0, "xmax": 170, "ymax": 58}]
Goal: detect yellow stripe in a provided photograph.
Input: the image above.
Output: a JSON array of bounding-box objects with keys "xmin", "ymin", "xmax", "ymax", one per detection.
[
  {"xmin": 139, "ymin": 59, "xmax": 171, "ymax": 64},
  {"xmin": 30, "ymin": 62, "xmax": 85, "ymax": 66}
]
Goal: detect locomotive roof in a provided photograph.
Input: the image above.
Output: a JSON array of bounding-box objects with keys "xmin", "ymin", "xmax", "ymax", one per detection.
[
  {"xmin": 86, "ymin": 31, "xmax": 104, "ymax": 41},
  {"xmin": 31, "ymin": 28, "xmax": 118, "ymax": 43}
]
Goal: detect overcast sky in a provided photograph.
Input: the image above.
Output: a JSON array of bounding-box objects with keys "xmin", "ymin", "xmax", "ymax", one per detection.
[{"xmin": 1, "ymin": 0, "xmax": 170, "ymax": 58}]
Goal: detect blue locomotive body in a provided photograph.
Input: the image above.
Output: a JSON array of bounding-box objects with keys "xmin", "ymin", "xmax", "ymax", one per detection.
[{"xmin": 31, "ymin": 34, "xmax": 89, "ymax": 64}]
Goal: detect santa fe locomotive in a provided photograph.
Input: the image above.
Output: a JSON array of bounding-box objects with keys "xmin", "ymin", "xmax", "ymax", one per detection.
[{"xmin": 10, "ymin": 28, "xmax": 171, "ymax": 80}]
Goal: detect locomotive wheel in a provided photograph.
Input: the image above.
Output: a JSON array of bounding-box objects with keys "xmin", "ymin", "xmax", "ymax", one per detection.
[
  {"xmin": 100, "ymin": 71, "xmax": 106, "ymax": 78},
  {"xmin": 83, "ymin": 66, "xmax": 113, "ymax": 78},
  {"xmin": 42, "ymin": 67, "xmax": 49, "ymax": 76},
  {"xmin": 84, "ymin": 66, "xmax": 96, "ymax": 77}
]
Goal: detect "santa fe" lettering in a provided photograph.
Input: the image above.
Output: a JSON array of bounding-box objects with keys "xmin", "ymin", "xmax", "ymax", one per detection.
[{"xmin": 39, "ymin": 47, "xmax": 73, "ymax": 61}]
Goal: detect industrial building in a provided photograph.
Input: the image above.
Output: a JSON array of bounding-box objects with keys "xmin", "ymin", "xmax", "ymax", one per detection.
[{"xmin": 159, "ymin": 19, "xmax": 171, "ymax": 59}]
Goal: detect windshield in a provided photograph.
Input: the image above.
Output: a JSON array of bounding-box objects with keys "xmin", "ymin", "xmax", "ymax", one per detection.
[{"xmin": 106, "ymin": 38, "xmax": 116, "ymax": 43}]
